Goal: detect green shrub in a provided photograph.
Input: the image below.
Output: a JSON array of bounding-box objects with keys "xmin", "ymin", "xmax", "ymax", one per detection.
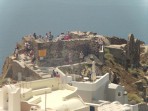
[
  {"xmin": 128, "ymin": 93, "xmax": 143, "ymax": 103},
  {"xmin": 104, "ymin": 48, "xmax": 116, "ymax": 66},
  {"xmin": 104, "ymin": 48, "xmax": 114, "ymax": 60}
]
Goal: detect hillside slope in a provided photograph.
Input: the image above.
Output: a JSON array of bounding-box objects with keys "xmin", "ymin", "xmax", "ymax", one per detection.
[{"xmin": 102, "ymin": 48, "xmax": 148, "ymax": 104}]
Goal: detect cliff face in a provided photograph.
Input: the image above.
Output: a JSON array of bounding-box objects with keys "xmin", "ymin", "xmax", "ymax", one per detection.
[
  {"xmin": 33, "ymin": 39, "xmax": 101, "ymax": 67},
  {"xmin": 1, "ymin": 31, "xmax": 148, "ymax": 104}
]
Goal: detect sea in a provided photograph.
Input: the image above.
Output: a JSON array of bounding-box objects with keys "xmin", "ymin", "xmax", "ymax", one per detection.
[{"xmin": 0, "ymin": 0, "xmax": 148, "ymax": 73}]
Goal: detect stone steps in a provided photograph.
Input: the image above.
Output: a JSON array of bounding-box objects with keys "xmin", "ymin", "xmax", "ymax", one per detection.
[
  {"xmin": 41, "ymin": 74, "xmax": 51, "ymax": 79},
  {"xmin": 41, "ymin": 69, "xmax": 49, "ymax": 73},
  {"xmin": 48, "ymin": 67, "xmax": 55, "ymax": 73},
  {"xmin": 25, "ymin": 63, "xmax": 33, "ymax": 67},
  {"xmin": 38, "ymin": 72, "xmax": 48, "ymax": 76},
  {"xmin": 25, "ymin": 60, "xmax": 32, "ymax": 64},
  {"xmin": 32, "ymin": 87, "xmax": 51, "ymax": 96},
  {"xmin": 27, "ymin": 96, "xmax": 41, "ymax": 104},
  {"xmin": 18, "ymin": 54, "xmax": 54, "ymax": 79},
  {"xmin": 35, "ymin": 69, "xmax": 42, "ymax": 73}
]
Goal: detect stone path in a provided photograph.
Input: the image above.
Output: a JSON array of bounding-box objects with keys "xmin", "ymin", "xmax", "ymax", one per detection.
[{"xmin": 18, "ymin": 54, "xmax": 55, "ymax": 79}]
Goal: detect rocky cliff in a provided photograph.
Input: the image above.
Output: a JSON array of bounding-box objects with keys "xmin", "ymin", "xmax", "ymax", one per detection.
[{"xmin": 1, "ymin": 31, "xmax": 148, "ymax": 104}]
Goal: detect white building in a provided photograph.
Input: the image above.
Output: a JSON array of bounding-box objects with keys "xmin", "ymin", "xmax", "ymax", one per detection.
[
  {"xmin": 57, "ymin": 67, "xmax": 128, "ymax": 104},
  {"xmin": 96, "ymin": 101, "xmax": 138, "ymax": 111},
  {"xmin": 0, "ymin": 85, "xmax": 20, "ymax": 111},
  {"xmin": 0, "ymin": 65, "xmax": 138, "ymax": 111},
  {"xmin": 72, "ymin": 74, "xmax": 128, "ymax": 104},
  {"xmin": 0, "ymin": 78, "xmax": 89, "ymax": 111},
  {"xmin": 56, "ymin": 67, "xmax": 138, "ymax": 111}
]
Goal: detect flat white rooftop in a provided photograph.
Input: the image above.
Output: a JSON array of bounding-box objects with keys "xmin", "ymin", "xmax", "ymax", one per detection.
[
  {"xmin": 0, "ymin": 107, "xmax": 7, "ymax": 111},
  {"xmin": 97, "ymin": 101, "xmax": 131, "ymax": 111},
  {"xmin": 34, "ymin": 89, "xmax": 73, "ymax": 110}
]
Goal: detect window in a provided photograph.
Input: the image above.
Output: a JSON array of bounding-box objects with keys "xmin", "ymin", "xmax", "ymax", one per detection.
[
  {"xmin": 118, "ymin": 92, "xmax": 122, "ymax": 97},
  {"xmin": 90, "ymin": 106, "xmax": 95, "ymax": 111}
]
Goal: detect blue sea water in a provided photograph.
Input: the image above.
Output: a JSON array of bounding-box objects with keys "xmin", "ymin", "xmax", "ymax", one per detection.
[{"xmin": 0, "ymin": 0, "xmax": 148, "ymax": 73}]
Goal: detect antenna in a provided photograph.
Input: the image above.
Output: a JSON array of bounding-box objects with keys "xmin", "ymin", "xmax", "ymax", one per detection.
[
  {"xmin": 7, "ymin": 78, "xmax": 13, "ymax": 89},
  {"xmin": 18, "ymin": 72, "xmax": 22, "ymax": 81},
  {"xmin": 7, "ymin": 78, "xmax": 11, "ymax": 84}
]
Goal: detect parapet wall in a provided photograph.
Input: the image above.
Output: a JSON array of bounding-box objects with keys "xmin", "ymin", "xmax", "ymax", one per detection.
[
  {"xmin": 138, "ymin": 103, "xmax": 148, "ymax": 111},
  {"xmin": 16, "ymin": 78, "xmax": 60, "ymax": 90},
  {"xmin": 72, "ymin": 73, "xmax": 109, "ymax": 91},
  {"xmin": 105, "ymin": 47, "xmax": 124, "ymax": 65},
  {"xmin": 33, "ymin": 39, "xmax": 100, "ymax": 67}
]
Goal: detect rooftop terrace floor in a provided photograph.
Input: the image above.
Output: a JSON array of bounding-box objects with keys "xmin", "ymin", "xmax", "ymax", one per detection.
[
  {"xmin": 35, "ymin": 89, "xmax": 73, "ymax": 110},
  {"xmin": 0, "ymin": 108, "xmax": 7, "ymax": 111}
]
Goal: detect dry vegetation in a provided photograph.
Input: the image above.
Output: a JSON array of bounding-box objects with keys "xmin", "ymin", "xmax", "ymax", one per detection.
[{"xmin": 103, "ymin": 48, "xmax": 148, "ymax": 103}]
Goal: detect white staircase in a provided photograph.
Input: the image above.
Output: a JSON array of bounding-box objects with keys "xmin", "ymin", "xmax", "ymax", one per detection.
[{"xmin": 19, "ymin": 54, "xmax": 54, "ymax": 79}]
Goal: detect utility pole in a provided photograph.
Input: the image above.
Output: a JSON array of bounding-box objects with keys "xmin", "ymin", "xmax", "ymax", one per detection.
[{"xmin": 45, "ymin": 91, "xmax": 46, "ymax": 111}]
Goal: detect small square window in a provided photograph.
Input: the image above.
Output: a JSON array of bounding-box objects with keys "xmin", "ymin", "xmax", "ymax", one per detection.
[{"xmin": 118, "ymin": 92, "xmax": 122, "ymax": 97}]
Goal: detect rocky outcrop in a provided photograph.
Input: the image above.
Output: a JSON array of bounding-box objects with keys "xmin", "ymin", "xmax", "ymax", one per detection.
[
  {"xmin": 125, "ymin": 34, "xmax": 141, "ymax": 68},
  {"xmin": 106, "ymin": 34, "xmax": 141, "ymax": 69},
  {"xmin": 1, "ymin": 31, "xmax": 147, "ymax": 104},
  {"xmin": 33, "ymin": 39, "xmax": 101, "ymax": 67},
  {"xmin": 106, "ymin": 36, "xmax": 127, "ymax": 45},
  {"xmin": 132, "ymin": 78, "xmax": 148, "ymax": 102}
]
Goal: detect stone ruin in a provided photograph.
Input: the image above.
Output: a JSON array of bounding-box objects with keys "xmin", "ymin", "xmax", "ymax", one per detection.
[
  {"xmin": 105, "ymin": 34, "xmax": 141, "ymax": 69},
  {"xmin": 125, "ymin": 34, "xmax": 140, "ymax": 69},
  {"xmin": 23, "ymin": 32, "xmax": 141, "ymax": 70},
  {"xmin": 31, "ymin": 36, "xmax": 104, "ymax": 67}
]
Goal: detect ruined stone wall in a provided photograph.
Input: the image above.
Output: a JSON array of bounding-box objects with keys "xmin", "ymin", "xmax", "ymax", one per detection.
[
  {"xmin": 33, "ymin": 39, "xmax": 100, "ymax": 67},
  {"xmin": 106, "ymin": 36, "xmax": 127, "ymax": 45},
  {"xmin": 1, "ymin": 57, "xmax": 13, "ymax": 79},
  {"xmin": 11, "ymin": 61, "xmax": 41, "ymax": 81},
  {"xmin": 126, "ymin": 34, "xmax": 140, "ymax": 68},
  {"xmin": 105, "ymin": 47, "xmax": 125, "ymax": 65},
  {"xmin": 106, "ymin": 34, "xmax": 140, "ymax": 68},
  {"xmin": 138, "ymin": 103, "xmax": 148, "ymax": 111},
  {"xmin": 1, "ymin": 57, "xmax": 41, "ymax": 81}
]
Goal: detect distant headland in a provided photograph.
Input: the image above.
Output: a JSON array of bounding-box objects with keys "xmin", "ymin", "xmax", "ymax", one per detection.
[{"xmin": 0, "ymin": 31, "xmax": 148, "ymax": 108}]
